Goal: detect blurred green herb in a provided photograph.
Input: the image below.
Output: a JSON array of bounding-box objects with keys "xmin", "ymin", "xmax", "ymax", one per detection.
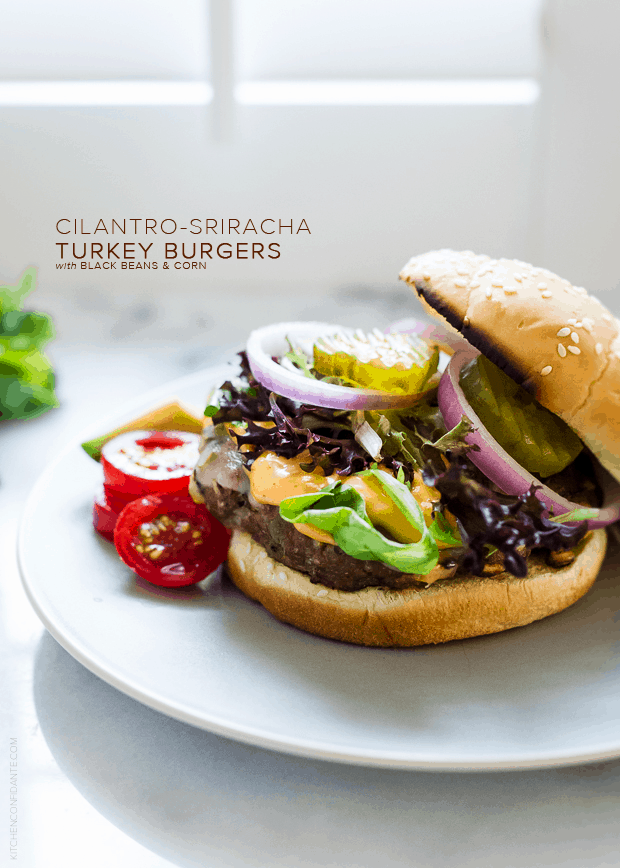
[{"xmin": 0, "ymin": 268, "xmax": 57, "ymax": 421}]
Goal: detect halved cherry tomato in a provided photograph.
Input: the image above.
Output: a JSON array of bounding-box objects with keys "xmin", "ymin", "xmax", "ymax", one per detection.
[
  {"xmin": 114, "ymin": 494, "xmax": 230, "ymax": 587},
  {"xmin": 101, "ymin": 430, "xmax": 200, "ymax": 500},
  {"xmin": 102, "ymin": 484, "xmax": 137, "ymax": 517},
  {"xmin": 93, "ymin": 487, "xmax": 118, "ymax": 542}
]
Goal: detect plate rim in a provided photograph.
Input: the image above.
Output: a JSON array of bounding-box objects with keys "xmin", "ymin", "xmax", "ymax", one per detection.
[{"xmin": 17, "ymin": 364, "xmax": 620, "ymax": 772}]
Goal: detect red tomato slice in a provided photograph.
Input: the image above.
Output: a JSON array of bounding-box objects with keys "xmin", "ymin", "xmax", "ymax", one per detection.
[
  {"xmin": 93, "ymin": 487, "xmax": 119, "ymax": 542},
  {"xmin": 114, "ymin": 494, "xmax": 230, "ymax": 587},
  {"xmin": 102, "ymin": 430, "xmax": 201, "ymax": 500}
]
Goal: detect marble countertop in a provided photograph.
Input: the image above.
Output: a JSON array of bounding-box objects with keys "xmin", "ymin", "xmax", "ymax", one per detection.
[{"xmin": 4, "ymin": 288, "xmax": 620, "ymax": 867}]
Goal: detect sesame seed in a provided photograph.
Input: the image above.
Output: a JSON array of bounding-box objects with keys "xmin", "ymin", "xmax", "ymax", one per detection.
[
  {"xmin": 568, "ymin": 345, "xmax": 581, "ymax": 355},
  {"xmin": 316, "ymin": 589, "xmax": 329, "ymax": 597},
  {"xmin": 596, "ymin": 342, "xmax": 603, "ymax": 354},
  {"xmin": 454, "ymin": 280, "xmax": 466, "ymax": 287},
  {"xmin": 541, "ymin": 291, "xmax": 552, "ymax": 298},
  {"xmin": 422, "ymin": 272, "xmax": 432, "ymax": 281},
  {"xmin": 463, "ymin": 316, "xmax": 470, "ymax": 326},
  {"xmin": 557, "ymin": 343, "xmax": 567, "ymax": 357},
  {"xmin": 504, "ymin": 287, "xmax": 517, "ymax": 294},
  {"xmin": 469, "ymin": 281, "xmax": 480, "ymax": 288},
  {"xmin": 514, "ymin": 273, "xmax": 522, "ymax": 281},
  {"xmin": 277, "ymin": 571, "xmax": 287, "ymax": 582},
  {"xmin": 541, "ymin": 366, "xmax": 553, "ymax": 376},
  {"xmin": 456, "ymin": 269, "xmax": 468, "ymax": 276},
  {"xmin": 557, "ymin": 327, "xmax": 571, "ymax": 337},
  {"xmin": 492, "ymin": 281, "xmax": 503, "ymax": 287},
  {"xmin": 568, "ymin": 318, "xmax": 577, "ymax": 325},
  {"xmin": 603, "ymin": 314, "xmax": 612, "ymax": 323},
  {"xmin": 485, "ymin": 288, "xmax": 492, "ymax": 299},
  {"xmin": 537, "ymin": 282, "xmax": 548, "ymax": 290},
  {"xmin": 571, "ymin": 332, "xmax": 579, "ymax": 343},
  {"xmin": 574, "ymin": 321, "xmax": 583, "ymax": 328}
]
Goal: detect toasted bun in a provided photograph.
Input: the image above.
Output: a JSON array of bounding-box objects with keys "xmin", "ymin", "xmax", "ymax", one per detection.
[
  {"xmin": 399, "ymin": 250, "xmax": 620, "ymax": 483},
  {"xmin": 226, "ymin": 528, "xmax": 607, "ymax": 647}
]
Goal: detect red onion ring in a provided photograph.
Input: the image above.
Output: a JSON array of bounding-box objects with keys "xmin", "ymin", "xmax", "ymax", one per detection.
[
  {"xmin": 388, "ymin": 317, "xmax": 472, "ymax": 355},
  {"xmin": 438, "ymin": 348, "xmax": 620, "ymax": 530},
  {"xmin": 246, "ymin": 321, "xmax": 437, "ymax": 411}
]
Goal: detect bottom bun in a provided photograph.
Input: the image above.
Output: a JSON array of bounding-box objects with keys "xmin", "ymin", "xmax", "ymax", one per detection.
[{"xmin": 226, "ymin": 529, "xmax": 607, "ymax": 647}]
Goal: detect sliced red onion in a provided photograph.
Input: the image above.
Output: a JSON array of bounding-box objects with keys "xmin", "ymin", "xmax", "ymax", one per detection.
[
  {"xmin": 246, "ymin": 321, "xmax": 437, "ymax": 411},
  {"xmin": 438, "ymin": 348, "xmax": 620, "ymax": 530},
  {"xmin": 388, "ymin": 317, "xmax": 472, "ymax": 353},
  {"xmin": 387, "ymin": 317, "xmax": 473, "ymax": 375}
]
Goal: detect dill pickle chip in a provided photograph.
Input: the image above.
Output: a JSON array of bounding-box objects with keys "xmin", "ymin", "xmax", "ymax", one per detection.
[
  {"xmin": 459, "ymin": 355, "xmax": 583, "ymax": 478},
  {"xmin": 313, "ymin": 329, "xmax": 439, "ymax": 394}
]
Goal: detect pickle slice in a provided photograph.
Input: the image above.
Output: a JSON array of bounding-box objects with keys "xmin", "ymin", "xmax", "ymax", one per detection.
[
  {"xmin": 313, "ymin": 329, "xmax": 439, "ymax": 394},
  {"xmin": 459, "ymin": 355, "xmax": 583, "ymax": 478}
]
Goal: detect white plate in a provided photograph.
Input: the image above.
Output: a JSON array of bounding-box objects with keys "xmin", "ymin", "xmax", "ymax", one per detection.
[{"xmin": 18, "ymin": 365, "xmax": 620, "ymax": 771}]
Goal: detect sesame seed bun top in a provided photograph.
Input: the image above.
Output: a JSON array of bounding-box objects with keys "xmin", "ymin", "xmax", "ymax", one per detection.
[{"xmin": 399, "ymin": 249, "xmax": 620, "ymax": 483}]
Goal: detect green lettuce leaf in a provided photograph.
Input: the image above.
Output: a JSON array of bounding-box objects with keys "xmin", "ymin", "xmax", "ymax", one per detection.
[
  {"xmin": 363, "ymin": 408, "xmax": 478, "ymax": 473},
  {"xmin": 279, "ymin": 468, "xmax": 441, "ymax": 575},
  {"xmin": 429, "ymin": 509, "xmax": 463, "ymax": 547},
  {"xmin": 420, "ymin": 415, "xmax": 478, "ymax": 455},
  {"xmin": 363, "ymin": 410, "xmax": 424, "ymax": 468}
]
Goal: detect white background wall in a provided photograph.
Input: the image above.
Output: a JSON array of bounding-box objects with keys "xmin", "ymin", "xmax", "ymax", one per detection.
[
  {"xmin": 536, "ymin": 0, "xmax": 620, "ymax": 299},
  {"xmin": 0, "ymin": 0, "xmax": 619, "ymax": 333},
  {"xmin": 0, "ymin": 0, "xmax": 210, "ymax": 80}
]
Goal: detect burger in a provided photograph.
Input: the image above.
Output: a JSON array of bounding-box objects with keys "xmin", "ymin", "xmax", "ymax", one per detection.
[{"xmin": 189, "ymin": 250, "xmax": 619, "ymax": 646}]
